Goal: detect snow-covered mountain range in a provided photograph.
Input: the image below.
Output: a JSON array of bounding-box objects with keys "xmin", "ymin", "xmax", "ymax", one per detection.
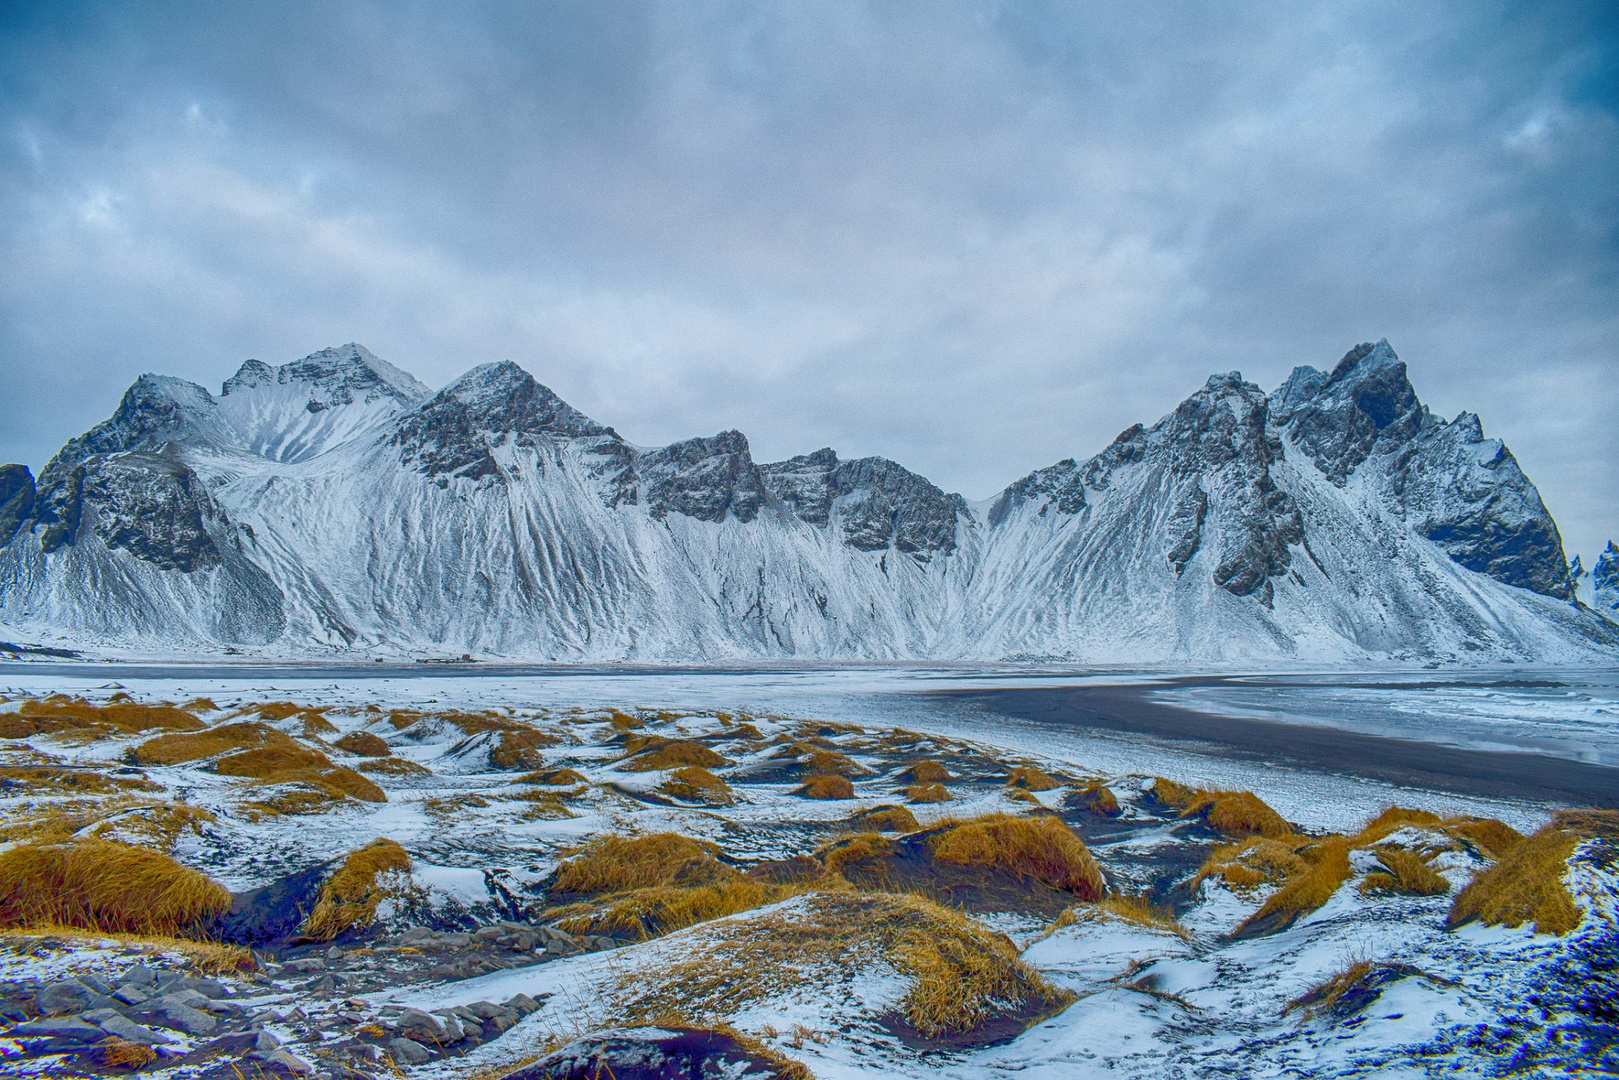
[{"xmin": 1, "ymin": 341, "xmax": 1614, "ymax": 662}]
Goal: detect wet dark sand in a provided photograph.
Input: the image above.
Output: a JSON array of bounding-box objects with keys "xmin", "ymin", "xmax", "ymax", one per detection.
[{"xmin": 938, "ymin": 681, "xmax": 1619, "ymax": 807}]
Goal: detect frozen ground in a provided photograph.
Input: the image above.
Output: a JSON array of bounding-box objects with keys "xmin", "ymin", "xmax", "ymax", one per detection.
[{"xmin": 1, "ymin": 665, "xmax": 1615, "ymax": 1078}]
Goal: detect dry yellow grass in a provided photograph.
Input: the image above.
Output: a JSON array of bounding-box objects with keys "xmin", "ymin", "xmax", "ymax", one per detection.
[
  {"xmin": 1071, "ymin": 781, "xmax": 1121, "ymax": 815},
  {"xmin": 900, "ymin": 759, "xmax": 951, "ymax": 783},
  {"xmin": 848, "ymin": 804, "xmax": 920, "ymax": 832},
  {"xmin": 1283, "ymin": 959, "xmax": 1375, "ymax": 1017},
  {"xmin": 1, "ymin": 695, "xmax": 206, "ymax": 740},
  {"xmin": 1153, "ymin": 778, "xmax": 1292, "ymax": 839},
  {"xmin": 93, "ymin": 1039, "xmax": 158, "ymax": 1070},
  {"xmin": 516, "ymin": 767, "xmax": 589, "ymax": 786},
  {"xmin": 1005, "ymin": 765, "xmax": 1060, "ymax": 792},
  {"xmin": 1233, "ymin": 836, "xmax": 1352, "ymax": 938},
  {"xmin": 0, "ymin": 797, "xmax": 213, "ymax": 851},
  {"xmin": 804, "ymin": 749, "xmax": 865, "ymax": 777},
  {"xmin": 546, "ymin": 833, "xmax": 789, "ymax": 941},
  {"xmin": 904, "ymin": 782, "xmax": 951, "ymax": 803},
  {"xmin": 332, "ymin": 731, "xmax": 392, "ymax": 757},
  {"xmin": 819, "ymin": 832, "xmax": 892, "ymax": 878},
  {"xmin": 215, "ymin": 745, "xmax": 387, "ymax": 803},
  {"xmin": 0, "ymin": 764, "xmax": 161, "ymax": 795},
  {"xmin": 358, "ymin": 757, "xmax": 431, "ymax": 778},
  {"xmin": 1048, "ymin": 895, "xmax": 1190, "ymax": 938},
  {"xmin": 1360, "ymin": 848, "xmax": 1450, "ymax": 897},
  {"xmin": 659, "ymin": 766, "xmax": 735, "ymax": 806},
  {"xmin": 930, "ymin": 814, "xmax": 1105, "ymax": 899},
  {"xmin": 130, "ymin": 721, "xmax": 294, "ymax": 765},
  {"xmin": 301, "ymin": 838, "xmax": 413, "ymax": 941},
  {"xmin": 1197, "ymin": 836, "xmax": 1310, "ymax": 891},
  {"xmin": 0, "ymin": 924, "xmax": 253, "ymax": 973},
  {"xmin": 624, "ymin": 739, "xmax": 729, "ymax": 771},
  {"xmin": 797, "ymin": 774, "xmax": 855, "ymax": 800},
  {"xmin": 1446, "ymin": 809, "xmax": 1619, "ymax": 935},
  {"xmin": 0, "ymin": 840, "xmax": 230, "ymax": 936},
  {"xmin": 607, "ymin": 891, "xmax": 1073, "ymax": 1041},
  {"xmin": 553, "ymin": 833, "xmax": 727, "ymax": 895},
  {"xmin": 443, "ymin": 712, "xmax": 561, "ymax": 769}
]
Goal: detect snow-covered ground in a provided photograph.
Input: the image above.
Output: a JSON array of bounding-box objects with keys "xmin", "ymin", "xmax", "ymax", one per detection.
[{"xmin": 2, "ymin": 666, "xmax": 1615, "ymax": 1078}]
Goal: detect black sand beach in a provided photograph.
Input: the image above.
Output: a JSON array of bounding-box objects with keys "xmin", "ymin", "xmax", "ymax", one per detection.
[{"xmin": 940, "ymin": 680, "xmax": 1619, "ymax": 807}]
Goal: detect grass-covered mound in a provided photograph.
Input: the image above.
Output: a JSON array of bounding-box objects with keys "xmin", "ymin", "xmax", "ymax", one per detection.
[
  {"xmin": 543, "ymin": 833, "xmax": 793, "ymax": 941},
  {"xmin": 608, "ymin": 891, "xmax": 1074, "ymax": 1047},
  {"xmin": 0, "ymin": 694, "xmax": 206, "ymax": 740},
  {"xmin": 301, "ymin": 838, "xmax": 414, "ymax": 941},
  {"xmin": 0, "ymin": 840, "xmax": 230, "ymax": 936},
  {"xmin": 818, "ymin": 812, "xmax": 1105, "ymax": 915},
  {"xmin": 1447, "ymin": 809, "xmax": 1619, "ymax": 936},
  {"xmin": 133, "ymin": 721, "xmax": 385, "ymax": 810},
  {"xmin": 1151, "ymin": 778, "xmax": 1293, "ymax": 839}
]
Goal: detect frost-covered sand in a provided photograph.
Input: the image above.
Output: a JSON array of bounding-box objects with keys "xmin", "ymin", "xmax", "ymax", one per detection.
[{"xmin": 1, "ymin": 666, "xmax": 1615, "ymax": 1078}]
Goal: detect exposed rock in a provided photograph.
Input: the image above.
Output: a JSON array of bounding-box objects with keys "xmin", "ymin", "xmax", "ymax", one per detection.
[
  {"xmin": 0, "ymin": 464, "xmax": 33, "ymax": 545},
  {"xmin": 644, "ymin": 430, "xmax": 768, "ymax": 524},
  {"xmin": 505, "ymin": 1027, "xmax": 799, "ymax": 1080},
  {"xmin": 761, "ymin": 449, "xmax": 968, "ymax": 555},
  {"xmin": 386, "ymin": 1036, "xmax": 432, "ymax": 1065}
]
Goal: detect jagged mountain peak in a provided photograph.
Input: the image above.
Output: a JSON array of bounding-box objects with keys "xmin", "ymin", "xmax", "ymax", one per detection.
[
  {"xmin": 394, "ymin": 361, "xmax": 613, "ymax": 483},
  {"xmin": 222, "ymin": 343, "xmax": 430, "ymax": 408}
]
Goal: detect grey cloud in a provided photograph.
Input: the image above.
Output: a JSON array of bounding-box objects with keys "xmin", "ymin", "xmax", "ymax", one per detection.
[{"xmin": 1, "ymin": 0, "xmax": 1614, "ymax": 561}]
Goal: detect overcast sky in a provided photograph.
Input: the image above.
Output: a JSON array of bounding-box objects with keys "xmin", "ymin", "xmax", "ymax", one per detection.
[{"xmin": 2, "ymin": 2, "xmax": 1615, "ymax": 562}]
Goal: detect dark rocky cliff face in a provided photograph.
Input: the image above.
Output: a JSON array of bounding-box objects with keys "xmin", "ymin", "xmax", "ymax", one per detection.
[
  {"xmin": 0, "ymin": 465, "xmax": 34, "ymax": 546},
  {"xmin": 760, "ymin": 449, "xmax": 967, "ymax": 556},
  {"xmin": 393, "ymin": 362, "xmax": 632, "ymax": 496},
  {"xmin": 1270, "ymin": 340, "xmax": 1573, "ymax": 599},
  {"xmin": 643, "ymin": 431, "xmax": 768, "ymax": 524},
  {"xmin": 222, "ymin": 343, "xmax": 427, "ymax": 410}
]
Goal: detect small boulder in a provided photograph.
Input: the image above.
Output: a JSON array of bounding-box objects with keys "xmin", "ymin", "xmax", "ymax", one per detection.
[
  {"xmin": 98, "ymin": 1013, "xmax": 175, "ymax": 1045},
  {"xmin": 395, "ymin": 1007, "xmax": 447, "ymax": 1045},
  {"xmin": 505, "ymin": 1027, "xmax": 798, "ymax": 1080},
  {"xmin": 388, "ymin": 1036, "xmax": 433, "ymax": 1065}
]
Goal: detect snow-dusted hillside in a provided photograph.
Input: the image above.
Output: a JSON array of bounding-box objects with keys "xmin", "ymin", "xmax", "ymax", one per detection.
[{"xmin": 0, "ymin": 340, "xmax": 1613, "ymax": 662}]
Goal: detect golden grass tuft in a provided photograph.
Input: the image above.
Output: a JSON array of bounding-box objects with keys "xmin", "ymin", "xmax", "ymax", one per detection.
[
  {"xmin": 442, "ymin": 712, "xmax": 561, "ymax": 769},
  {"xmin": 847, "ymin": 804, "xmax": 920, "ymax": 832},
  {"xmin": 1152, "ymin": 778, "xmax": 1292, "ymax": 839},
  {"xmin": 130, "ymin": 720, "xmax": 295, "ymax": 765},
  {"xmin": 1049, "ymin": 895, "xmax": 1190, "ymax": 938},
  {"xmin": 1283, "ymin": 959, "xmax": 1375, "ymax": 1018},
  {"xmin": 625, "ymin": 739, "xmax": 729, "ymax": 771},
  {"xmin": 659, "ymin": 766, "xmax": 735, "ymax": 806},
  {"xmin": 249, "ymin": 701, "xmax": 305, "ymax": 721},
  {"xmin": 214, "ymin": 744, "xmax": 387, "ymax": 803},
  {"xmin": 797, "ymin": 774, "xmax": 855, "ymax": 800},
  {"xmin": 819, "ymin": 832, "xmax": 893, "ymax": 878},
  {"xmin": 804, "ymin": 749, "xmax": 865, "ymax": 777},
  {"xmin": 1005, "ymin": 765, "xmax": 1060, "ymax": 792},
  {"xmin": 608, "ymin": 710, "xmax": 644, "ymax": 731},
  {"xmin": 1070, "ymin": 781, "xmax": 1121, "ymax": 816},
  {"xmin": 1360, "ymin": 848, "xmax": 1450, "ymax": 897},
  {"xmin": 0, "ymin": 924, "xmax": 253, "ymax": 973},
  {"xmin": 904, "ymin": 782, "xmax": 951, "ymax": 803},
  {"xmin": 553, "ymin": 833, "xmax": 727, "ymax": 895},
  {"xmin": 1198, "ymin": 836, "xmax": 1309, "ymax": 891},
  {"xmin": 546, "ymin": 832, "xmax": 790, "ymax": 941},
  {"xmin": 1446, "ymin": 818, "xmax": 1526, "ymax": 861},
  {"xmin": 332, "ymin": 731, "xmax": 392, "ymax": 757},
  {"xmin": 901, "ymin": 760, "xmax": 951, "ymax": 783},
  {"xmin": 93, "ymin": 1039, "xmax": 159, "ymax": 1070},
  {"xmin": 607, "ymin": 891, "xmax": 1072, "ymax": 1041},
  {"xmin": 930, "ymin": 814, "xmax": 1105, "ymax": 899},
  {"xmin": 357, "ymin": 757, "xmax": 430, "ymax": 778},
  {"xmin": 0, "ymin": 764, "xmax": 161, "ymax": 795},
  {"xmin": 1446, "ymin": 809, "xmax": 1619, "ymax": 935},
  {"xmin": 301, "ymin": 838, "xmax": 413, "ymax": 942},
  {"xmin": 1233, "ymin": 836, "xmax": 1352, "ymax": 938},
  {"xmin": 1, "ymin": 695, "xmax": 206, "ymax": 740},
  {"xmin": 0, "ymin": 840, "xmax": 230, "ymax": 937},
  {"xmin": 517, "ymin": 767, "xmax": 589, "ymax": 786}
]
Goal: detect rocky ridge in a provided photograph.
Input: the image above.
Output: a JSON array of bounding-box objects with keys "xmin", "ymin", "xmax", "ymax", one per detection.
[{"xmin": 0, "ymin": 339, "xmax": 1612, "ymax": 662}]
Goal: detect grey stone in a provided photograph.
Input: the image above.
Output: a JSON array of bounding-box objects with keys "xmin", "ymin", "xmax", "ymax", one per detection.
[
  {"xmin": 387, "ymin": 1037, "xmax": 432, "ymax": 1065},
  {"xmin": 471, "ymin": 926, "xmax": 505, "ymax": 943},
  {"xmin": 114, "ymin": 985, "xmax": 150, "ymax": 1006},
  {"xmin": 395, "ymin": 1007, "xmax": 446, "ymax": 1045},
  {"xmin": 78, "ymin": 973, "xmax": 115, "ymax": 996},
  {"xmin": 503, "ymin": 994, "xmax": 540, "ymax": 1017},
  {"xmin": 282, "ymin": 957, "xmax": 325, "ymax": 973},
  {"xmin": 254, "ymin": 1028, "xmax": 282, "ymax": 1050},
  {"xmin": 98, "ymin": 1012, "xmax": 175, "ymax": 1045},
  {"xmin": 429, "ymin": 1011, "xmax": 465, "ymax": 1042},
  {"xmin": 178, "ymin": 976, "xmax": 228, "ymax": 999},
  {"xmin": 36, "ymin": 979, "xmax": 92, "ymax": 1015},
  {"xmin": 8, "ymin": 1016, "xmax": 104, "ymax": 1041},
  {"xmin": 142, "ymin": 996, "xmax": 217, "ymax": 1035},
  {"xmin": 118, "ymin": 964, "xmax": 159, "ymax": 988},
  {"xmin": 252, "ymin": 1048, "xmax": 316, "ymax": 1075}
]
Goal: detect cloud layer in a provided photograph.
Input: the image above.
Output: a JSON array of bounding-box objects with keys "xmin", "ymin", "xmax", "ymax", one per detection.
[{"xmin": 2, "ymin": 1, "xmax": 1615, "ymax": 560}]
